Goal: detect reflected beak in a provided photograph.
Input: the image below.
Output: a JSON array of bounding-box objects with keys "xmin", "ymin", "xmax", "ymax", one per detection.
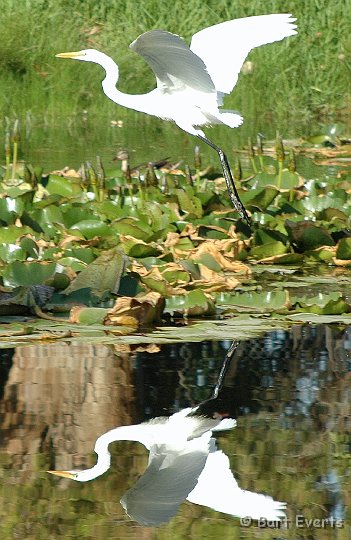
[
  {"xmin": 47, "ymin": 470, "xmax": 75, "ymax": 479},
  {"xmin": 55, "ymin": 51, "xmax": 84, "ymax": 59}
]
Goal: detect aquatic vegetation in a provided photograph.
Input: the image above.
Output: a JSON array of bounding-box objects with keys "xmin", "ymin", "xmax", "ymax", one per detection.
[{"xmin": 0, "ymin": 135, "xmax": 350, "ymax": 329}]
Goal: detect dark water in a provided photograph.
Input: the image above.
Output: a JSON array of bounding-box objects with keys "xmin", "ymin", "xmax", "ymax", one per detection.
[{"xmin": 0, "ymin": 324, "xmax": 350, "ymax": 539}]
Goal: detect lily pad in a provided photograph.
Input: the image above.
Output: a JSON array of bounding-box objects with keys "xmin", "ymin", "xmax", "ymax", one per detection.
[
  {"xmin": 46, "ymin": 174, "xmax": 83, "ymax": 197},
  {"xmin": 0, "ymin": 244, "xmax": 27, "ymax": 262},
  {"xmin": 63, "ymin": 248, "xmax": 128, "ymax": 298},
  {"xmin": 250, "ymin": 241, "xmax": 288, "ymax": 260},
  {"xmin": 3, "ymin": 261, "xmax": 57, "ymax": 287},
  {"xmin": 71, "ymin": 220, "xmax": 111, "ymax": 240},
  {"xmin": 216, "ymin": 290, "xmax": 290, "ymax": 312},
  {"xmin": 0, "ymin": 196, "xmax": 24, "ymax": 224},
  {"xmin": 336, "ymin": 238, "xmax": 351, "ymax": 260},
  {"xmin": 165, "ymin": 290, "xmax": 215, "ymax": 316}
]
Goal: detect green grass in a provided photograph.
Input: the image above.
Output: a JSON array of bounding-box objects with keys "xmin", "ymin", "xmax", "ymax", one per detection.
[{"xmin": 0, "ymin": 0, "xmax": 351, "ymax": 125}]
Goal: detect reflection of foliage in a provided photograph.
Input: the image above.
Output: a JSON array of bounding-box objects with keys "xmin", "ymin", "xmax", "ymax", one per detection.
[
  {"xmin": 0, "ymin": 414, "xmax": 350, "ymax": 538},
  {"xmin": 0, "ymin": 145, "xmax": 350, "ymax": 327}
]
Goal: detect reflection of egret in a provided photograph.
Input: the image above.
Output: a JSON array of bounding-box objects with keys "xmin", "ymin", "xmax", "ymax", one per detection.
[
  {"xmin": 56, "ymin": 14, "xmax": 296, "ymax": 225},
  {"xmin": 48, "ymin": 407, "xmax": 286, "ymax": 526}
]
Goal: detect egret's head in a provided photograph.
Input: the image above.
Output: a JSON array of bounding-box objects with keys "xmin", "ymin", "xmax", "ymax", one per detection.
[
  {"xmin": 55, "ymin": 49, "xmax": 102, "ymax": 64},
  {"xmin": 47, "ymin": 469, "xmax": 93, "ymax": 482}
]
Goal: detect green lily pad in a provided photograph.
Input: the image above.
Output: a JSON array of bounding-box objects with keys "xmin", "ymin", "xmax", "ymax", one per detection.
[
  {"xmin": 71, "ymin": 220, "xmax": 111, "ymax": 240},
  {"xmin": 336, "ymin": 237, "xmax": 351, "ymax": 260},
  {"xmin": 0, "ymin": 196, "xmax": 24, "ymax": 224},
  {"xmin": 291, "ymin": 292, "xmax": 349, "ymax": 315},
  {"xmin": 195, "ymin": 253, "xmax": 222, "ymax": 273},
  {"xmin": 0, "ymin": 243, "xmax": 27, "ymax": 262},
  {"xmin": 174, "ymin": 237, "xmax": 195, "ymax": 251},
  {"xmin": 3, "ymin": 261, "xmax": 57, "ymax": 287},
  {"xmin": 165, "ymin": 290, "xmax": 215, "ymax": 316},
  {"xmin": 216, "ymin": 290, "xmax": 290, "ymax": 312},
  {"xmin": 250, "ymin": 241, "xmax": 288, "ymax": 260},
  {"xmin": 33, "ymin": 205, "xmax": 64, "ymax": 227},
  {"xmin": 63, "ymin": 248, "xmax": 127, "ymax": 298},
  {"xmin": 63, "ymin": 247, "xmax": 95, "ymax": 264},
  {"xmin": 244, "ymin": 187, "xmax": 279, "ymax": 210},
  {"xmin": 62, "ymin": 205, "xmax": 99, "ymax": 227},
  {"xmin": 160, "ymin": 265, "xmax": 190, "ymax": 284},
  {"xmin": 299, "ymin": 297, "xmax": 349, "ymax": 315},
  {"xmin": 72, "ymin": 307, "xmax": 109, "ymax": 325},
  {"xmin": 19, "ymin": 237, "xmax": 39, "ymax": 258},
  {"xmin": 253, "ymin": 228, "xmax": 289, "ymax": 246},
  {"xmin": 93, "ymin": 200, "xmax": 121, "ymax": 220},
  {"xmin": 122, "ymin": 236, "xmax": 160, "ymax": 258},
  {"xmin": 57, "ymin": 257, "xmax": 87, "ymax": 272},
  {"xmin": 175, "ymin": 188, "xmax": 203, "ymax": 218},
  {"xmin": 0, "ymin": 225, "xmax": 34, "ymax": 243},
  {"xmin": 46, "ymin": 175, "xmax": 83, "ymax": 197},
  {"xmin": 305, "ymin": 247, "xmax": 335, "ymax": 262},
  {"xmin": 113, "ymin": 217, "xmax": 153, "ymax": 240}
]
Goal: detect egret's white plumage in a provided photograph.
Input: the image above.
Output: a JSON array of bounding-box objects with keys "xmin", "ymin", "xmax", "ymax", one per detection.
[
  {"xmin": 190, "ymin": 14, "xmax": 297, "ymax": 96},
  {"xmin": 57, "ymin": 14, "xmax": 296, "ymax": 132},
  {"xmin": 48, "ymin": 407, "xmax": 286, "ymax": 526},
  {"xmin": 56, "ymin": 14, "xmax": 296, "ymax": 224}
]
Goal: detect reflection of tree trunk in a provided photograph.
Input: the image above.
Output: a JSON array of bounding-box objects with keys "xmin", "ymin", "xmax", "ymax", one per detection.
[{"xmin": 0, "ymin": 342, "xmax": 135, "ymax": 473}]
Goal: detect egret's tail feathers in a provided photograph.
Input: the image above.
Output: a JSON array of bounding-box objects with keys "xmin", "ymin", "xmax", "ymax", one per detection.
[
  {"xmin": 212, "ymin": 418, "xmax": 236, "ymax": 431},
  {"xmin": 218, "ymin": 110, "xmax": 243, "ymax": 128}
]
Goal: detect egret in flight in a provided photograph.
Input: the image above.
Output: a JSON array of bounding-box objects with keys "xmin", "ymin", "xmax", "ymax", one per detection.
[
  {"xmin": 48, "ymin": 407, "xmax": 286, "ymax": 526},
  {"xmin": 56, "ymin": 14, "xmax": 297, "ymax": 225}
]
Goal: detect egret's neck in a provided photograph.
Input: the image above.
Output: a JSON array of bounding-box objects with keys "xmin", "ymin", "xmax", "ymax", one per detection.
[
  {"xmin": 74, "ymin": 423, "xmax": 160, "ymax": 482},
  {"xmin": 99, "ymin": 54, "xmax": 153, "ymax": 114},
  {"xmin": 94, "ymin": 424, "xmax": 155, "ymax": 458}
]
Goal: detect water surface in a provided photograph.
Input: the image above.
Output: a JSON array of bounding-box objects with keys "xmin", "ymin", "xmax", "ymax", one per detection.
[{"xmin": 0, "ymin": 325, "xmax": 350, "ymax": 539}]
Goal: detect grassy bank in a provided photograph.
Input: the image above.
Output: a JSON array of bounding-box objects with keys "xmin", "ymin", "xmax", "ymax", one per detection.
[{"xmin": 0, "ymin": 0, "xmax": 351, "ymax": 124}]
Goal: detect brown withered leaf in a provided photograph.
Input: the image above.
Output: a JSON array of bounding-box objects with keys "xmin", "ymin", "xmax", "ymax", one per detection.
[
  {"xmin": 333, "ymin": 258, "xmax": 351, "ymax": 267},
  {"xmin": 49, "ymin": 166, "xmax": 81, "ymax": 178},
  {"xmin": 194, "ymin": 265, "xmax": 239, "ymax": 292},
  {"xmin": 131, "ymin": 263, "xmax": 187, "ymax": 296},
  {"xmin": 113, "ymin": 343, "xmax": 161, "ymax": 354},
  {"xmin": 107, "ymin": 291, "xmax": 165, "ymax": 326},
  {"xmin": 193, "ymin": 241, "xmax": 250, "ymax": 274},
  {"xmin": 59, "ymin": 234, "xmax": 88, "ymax": 249},
  {"xmin": 164, "ymin": 232, "xmax": 182, "ymax": 249},
  {"xmin": 179, "ymin": 223, "xmax": 199, "ymax": 237}
]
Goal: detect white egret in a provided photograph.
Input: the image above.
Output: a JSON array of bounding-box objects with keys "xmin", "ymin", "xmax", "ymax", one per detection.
[
  {"xmin": 48, "ymin": 407, "xmax": 286, "ymax": 526},
  {"xmin": 56, "ymin": 14, "xmax": 297, "ymax": 225}
]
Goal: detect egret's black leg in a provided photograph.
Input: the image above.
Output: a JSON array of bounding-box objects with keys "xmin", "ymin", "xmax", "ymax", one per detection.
[
  {"xmin": 211, "ymin": 341, "xmax": 239, "ymax": 400},
  {"xmin": 190, "ymin": 340, "xmax": 239, "ymax": 418},
  {"xmin": 197, "ymin": 135, "xmax": 250, "ymax": 226}
]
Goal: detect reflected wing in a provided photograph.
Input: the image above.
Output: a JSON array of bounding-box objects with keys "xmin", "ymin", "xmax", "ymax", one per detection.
[
  {"xmin": 121, "ymin": 435, "xmax": 210, "ymax": 526},
  {"xmin": 190, "ymin": 14, "xmax": 297, "ymax": 95},
  {"xmin": 187, "ymin": 445, "xmax": 286, "ymax": 520},
  {"xmin": 130, "ymin": 30, "xmax": 216, "ymax": 95}
]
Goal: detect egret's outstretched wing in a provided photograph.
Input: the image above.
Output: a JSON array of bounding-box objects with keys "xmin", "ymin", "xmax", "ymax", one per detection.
[
  {"xmin": 121, "ymin": 435, "xmax": 211, "ymax": 526},
  {"xmin": 130, "ymin": 30, "xmax": 216, "ymax": 95},
  {"xmin": 187, "ymin": 443, "xmax": 286, "ymax": 521},
  {"xmin": 190, "ymin": 14, "xmax": 297, "ymax": 95}
]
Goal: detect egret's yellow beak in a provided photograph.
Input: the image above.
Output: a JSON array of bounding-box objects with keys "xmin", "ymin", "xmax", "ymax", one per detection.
[
  {"xmin": 47, "ymin": 470, "xmax": 76, "ymax": 479},
  {"xmin": 55, "ymin": 51, "xmax": 84, "ymax": 59}
]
